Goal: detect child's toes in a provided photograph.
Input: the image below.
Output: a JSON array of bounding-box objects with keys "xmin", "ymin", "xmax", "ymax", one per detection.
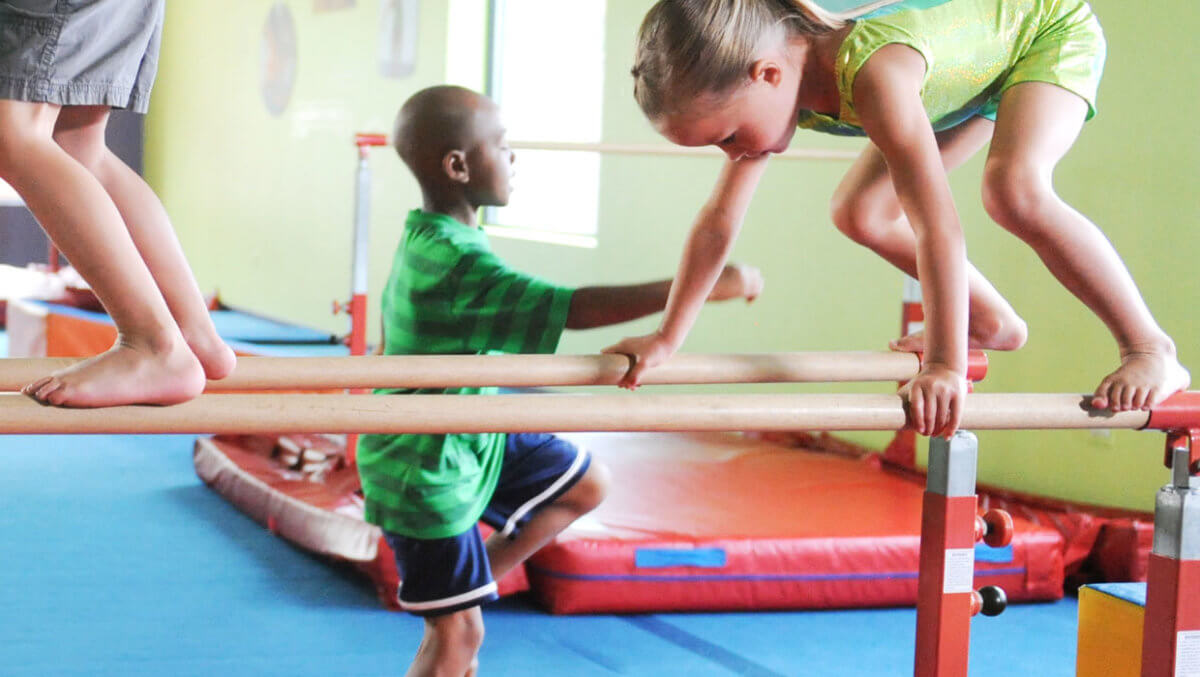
[
  {"xmin": 22, "ymin": 376, "xmax": 52, "ymax": 398},
  {"xmin": 1091, "ymin": 380, "xmax": 1114, "ymax": 410},
  {"xmin": 1114, "ymin": 384, "xmax": 1135, "ymax": 411},
  {"xmin": 1137, "ymin": 388, "xmax": 1156, "ymax": 410},
  {"xmin": 33, "ymin": 379, "xmax": 65, "ymax": 404}
]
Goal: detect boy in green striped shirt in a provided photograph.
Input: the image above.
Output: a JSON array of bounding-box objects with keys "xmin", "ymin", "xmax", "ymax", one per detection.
[{"xmin": 359, "ymin": 85, "xmax": 762, "ymax": 677}]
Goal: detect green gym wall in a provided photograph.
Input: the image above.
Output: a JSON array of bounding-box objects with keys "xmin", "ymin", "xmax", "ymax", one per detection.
[{"xmin": 145, "ymin": 1, "xmax": 1199, "ymax": 511}]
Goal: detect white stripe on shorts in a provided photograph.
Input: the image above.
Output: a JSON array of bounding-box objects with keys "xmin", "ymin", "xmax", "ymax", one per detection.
[
  {"xmin": 400, "ymin": 581, "xmax": 499, "ymax": 613},
  {"xmin": 499, "ymin": 446, "xmax": 589, "ymax": 538}
]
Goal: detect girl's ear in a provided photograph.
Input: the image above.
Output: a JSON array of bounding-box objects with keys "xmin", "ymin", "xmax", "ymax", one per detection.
[
  {"xmin": 443, "ymin": 150, "xmax": 469, "ymax": 183},
  {"xmin": 749, "ymin": 59, "xmax": 784, "ymax": 87}
]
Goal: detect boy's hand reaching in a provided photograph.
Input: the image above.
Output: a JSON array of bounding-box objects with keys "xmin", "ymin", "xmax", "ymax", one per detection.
[
  {"xmin": 602, "ymin": 331, "xmax": 677, "ymax": 389},
  {"xmin": 708, "ymin": 263, "xmax": 763, "ymax": 302},
  {"xmin": 898, "ymin": 362, "xmax": 966, "ymax": 438}
]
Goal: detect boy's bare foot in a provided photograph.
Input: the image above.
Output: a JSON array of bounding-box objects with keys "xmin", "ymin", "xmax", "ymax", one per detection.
[
  {"xmin": 21, "ymin": 339, "xmax": 206, "ymax": 407},
  {"xmin": 1092, "ymin": 340, "xmax": 1191, "ymax": 412},
  {"xmin": 184, "ymin": 328, "xmax": 237, "ymax": 381},
  {"xmin": 890, "ymin": 313, "xmax": 1028, "ymax": 352}
]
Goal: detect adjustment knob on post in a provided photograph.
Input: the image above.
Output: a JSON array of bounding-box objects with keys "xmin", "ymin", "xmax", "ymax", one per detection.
[
  {"xmin": 970, "ymin": 585, "xmax": 1008, "ymax": 617},
  {"xmin": 975, "ymin": 509, "xmax": 1015, "ymax": 548}
]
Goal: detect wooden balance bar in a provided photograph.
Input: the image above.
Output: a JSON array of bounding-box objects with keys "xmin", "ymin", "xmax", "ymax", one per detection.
[
  {"xmin": 0, "ymin": 350, "xmax": 990, "ymax": 391},
  {"xmin": 0, "ymin": 391, "xmax": 1193, "ymax": 436}
]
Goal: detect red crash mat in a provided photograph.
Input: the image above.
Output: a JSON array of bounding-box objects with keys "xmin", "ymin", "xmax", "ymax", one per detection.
[{"xmin": 528, "ymin": 432, "xmax": 1064, "ymax": 614}]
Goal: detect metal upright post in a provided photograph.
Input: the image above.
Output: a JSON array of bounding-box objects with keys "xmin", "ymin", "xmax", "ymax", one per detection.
[
  {"xmin": 915, "ymin": 431, "xmax": 979, "ymax": 677},
  {"xmin": 339, "ymin": 133, "xmax": 388, "ymax": 464},
  {"xmin": 347, "ymin": 135, "xmax": 381, "ymax": 358},
  {"xmin": 1141, "ymin": 429, "xmax": 1200, "ymax": 677}
]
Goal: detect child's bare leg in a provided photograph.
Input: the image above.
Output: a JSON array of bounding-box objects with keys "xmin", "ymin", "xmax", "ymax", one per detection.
[
  {"xmin": 831, "ymin": 116, "xmax": 1028, "ymax": 352},
  {"xmin": 983, "ymin": 82, "xmax": 1189, "ymax": 411},
  {"xmin": 52, "ymin": 106, "xmax": 235, "ymax": 380},
  {"xmin": 408, "ymin": 608, "xmax": 484, "ymax": 677},
  {"xmin": 485, "ymin": 463, "xmax": 609, "ymax": 579},
  {"xmin": 0, "ymin": 100, "xmax": 204, "ymax": 407}
]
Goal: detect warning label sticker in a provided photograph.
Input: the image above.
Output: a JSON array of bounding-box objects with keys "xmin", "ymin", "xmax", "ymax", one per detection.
[
  {"xmin": 1176, "ymin": 631, "xmax": 1200, "ymax": 677},
  {"xmin": 943, "ymin": 548, "xmax": 975, "ymax": 594}
]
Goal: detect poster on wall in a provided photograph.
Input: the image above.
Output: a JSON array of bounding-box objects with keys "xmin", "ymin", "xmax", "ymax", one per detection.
[
  {"xmin": 314, "ymin": 0, "xmax": 355, "ymax": 10},
  {"xmin": 378, "ymin": 0, "xmax": 418, "ymax": 79},
  {"xmin": 261, "ymin": 2, "xmax": 298, "ymax": 117}
]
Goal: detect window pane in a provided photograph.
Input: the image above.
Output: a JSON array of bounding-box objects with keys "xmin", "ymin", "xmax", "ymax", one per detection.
[
  {"xmin": 493, "ymin": 1, "xmax": 604, "ymax": 143},
  {"xmin": 501, "ymin": 149, "xmax": 599, "ymax": 236},
  {"xmin": 445, "ymin": 0, "xmax": 487, "ymax": 91},
  {"xmin": 489, "ymin": 0, "xmax": 604, "ymax": 239}
]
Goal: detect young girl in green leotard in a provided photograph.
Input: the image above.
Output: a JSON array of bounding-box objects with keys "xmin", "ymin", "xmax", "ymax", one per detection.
[{"xmin": 606, "ymin": 0, "xmax": 1189, "ymax": 437}]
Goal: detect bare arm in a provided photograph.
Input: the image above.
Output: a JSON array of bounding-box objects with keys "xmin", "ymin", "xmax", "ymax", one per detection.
[
  {"xmin": 604, "ymin": 156, "xmax": 769, "ymax": 386},
  {"xmin": 657, "ymin": 157, "xmax": 770, "ymax": 346},
  {"xmin": 567, "ymin": 280, "xmax": 673, "ymax": 329},
  {"xmin": 854, "ymin": 45, "xmax": 969, "ymax": 435},
  {"xmin": 568, "ymin": 262, "xmax": 763, "ymax": 330}
]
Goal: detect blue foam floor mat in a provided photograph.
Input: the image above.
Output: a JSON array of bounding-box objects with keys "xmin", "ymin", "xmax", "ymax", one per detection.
[
  {"xmin": 25, "ymin": 301, "xmax": 338, "ymax": 344},
  {"xmin": 0, "ymin": 431, "xmax": 1080, "ymax": 676}
]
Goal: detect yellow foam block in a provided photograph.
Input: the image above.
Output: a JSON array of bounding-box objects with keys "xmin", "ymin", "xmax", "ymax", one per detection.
[{"xmin": 1077, "ymin": 584, "xmax": 1145, "ymax": 677}]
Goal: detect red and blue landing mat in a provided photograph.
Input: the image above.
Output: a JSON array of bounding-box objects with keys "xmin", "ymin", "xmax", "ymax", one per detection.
[
  {"xmin": 192, "ymin": 434, "xmax": 530, "ymax": 610},
  {"xmin": 192, "ymin": 429, "xmax": 1064, "ymax": 615},
  {"xmin": 527, "ymin": 432, "xmax": 1064, "ymax": 614}
]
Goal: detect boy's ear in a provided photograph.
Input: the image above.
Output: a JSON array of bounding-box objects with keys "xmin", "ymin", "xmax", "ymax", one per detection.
[
  {"xmin": 749, "ymin": 59, "xmax": 783, "ymax": 87},
  {"xmin": 443, "ymin": 150, "xmax": 469, "ymax": 183}
]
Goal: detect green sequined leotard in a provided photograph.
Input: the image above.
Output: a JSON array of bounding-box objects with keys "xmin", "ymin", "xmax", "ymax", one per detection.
[{"xmin": 797, "ymin": 0, "xmax": 1106, "ymax": 137}]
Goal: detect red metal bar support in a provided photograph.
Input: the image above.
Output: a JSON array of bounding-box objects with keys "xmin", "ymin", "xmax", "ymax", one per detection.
[
  {"xmin": 1141, "ymin": 429, "xmax": 1200, "ymax": 677},
  {"xmin": 915, "ymin": 432, "xmax": 981, "ymax": 677}
]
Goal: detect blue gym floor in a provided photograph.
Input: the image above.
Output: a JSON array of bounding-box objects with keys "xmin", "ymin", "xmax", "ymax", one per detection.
[{"xmin": 0, "ymin": 331, "xmax": 1080, "ymax": 676}]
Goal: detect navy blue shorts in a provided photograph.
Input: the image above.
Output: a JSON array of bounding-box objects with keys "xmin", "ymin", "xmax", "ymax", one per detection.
[{"xmin": 384, "ymin": 433, "xmax": 590, "ymax": 617}]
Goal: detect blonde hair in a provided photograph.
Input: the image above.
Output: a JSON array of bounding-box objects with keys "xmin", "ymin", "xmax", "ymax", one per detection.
[{"xmin": 632, "ymin": 0, "xmax": 896, "ymax": 119}]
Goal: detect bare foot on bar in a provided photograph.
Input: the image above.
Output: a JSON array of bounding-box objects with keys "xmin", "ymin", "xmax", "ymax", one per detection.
[
  {"xmin": 22, "ymin": 340, "xmax": 206, "ymax": 407},
  {"xmin": 184, "ymin": 327, "xmax": 237, "ymax": 381},
  {"xmin": 890, "ymin": 313, "xmax": 1028, "ymax": 353},
  {"xmin": 1092, "ymin": 340, "xmax": 1190, "ymax": 412}
]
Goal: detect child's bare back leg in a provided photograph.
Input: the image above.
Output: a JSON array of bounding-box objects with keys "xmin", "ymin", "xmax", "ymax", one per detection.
[
  {"xmin": 983, "ymin": 82, "xmax": 1189, "ymax": 411},
  {"xmin": 52, "ymin": 106, "xmax": 236, "ymax": 381},
  {"xmin": 0, "ymin": 100, "xmax": 208, "ymax": 407},
  {"xmin": 410, "ymin": 608, "xmax": 484, "ymax": 677},
  {"xmin": 485, "ymin": 462, "xmax": 609, "ymax": 580},
  {"xmin": 830, "ymin": 116, "xmax": 1028, "ymax": 353}
]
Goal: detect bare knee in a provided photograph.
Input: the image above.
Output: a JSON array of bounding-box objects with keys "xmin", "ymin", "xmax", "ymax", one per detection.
[
  {"xmin": 52, "ymin": 127, "xmax": 107, "ymax": 171},
  {"xmin": 428, "ymin": 609, "xmax": 485, "ymax": 658},
  {"xmin": 981, "ymin": 160, "xmax": 1055, "ymax": 241},
  {"xmin": 0, "ymin": 135, "xmax": 26, "ymax": 177},
  {"xmin": 829, "ymin": 190, "xmax": 898, "ymax": 247},
  {"xmin": 0, "ymin": 118, "xmax": 47, "ymax": 177},
  {"xmin": 0, "ymin": 101, "xmax": 57, "ymax": 176},
  {"xmin": 52, "ymin": 106, "xmax": 111, "ymax": 170},
  {"xmin": 560, "ymin": 461, "xmax": 609, "ymax": 516}
]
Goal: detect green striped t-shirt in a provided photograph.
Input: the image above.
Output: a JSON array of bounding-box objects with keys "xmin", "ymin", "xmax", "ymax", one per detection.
[{"xmin": 357, "ymin": 209, "xmax": 574, "ymax": 538}]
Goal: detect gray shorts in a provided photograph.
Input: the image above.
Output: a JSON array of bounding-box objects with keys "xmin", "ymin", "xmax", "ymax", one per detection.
[{"xmin": 0, "ymin": 0, "xmax": 164, "ymax": 113}]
